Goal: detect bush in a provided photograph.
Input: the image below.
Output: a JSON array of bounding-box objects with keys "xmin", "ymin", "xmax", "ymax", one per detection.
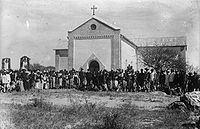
[
  {"xmin": 9, "ymin": 97, "xmax": 134, "ymax": 129},
  {"xmin": 7, "ymin": 94, "xmax": 189, "ymax": 129},
  {"xmin": 100, "ymin": 112, "xmax": 127, "ymax": 129}
]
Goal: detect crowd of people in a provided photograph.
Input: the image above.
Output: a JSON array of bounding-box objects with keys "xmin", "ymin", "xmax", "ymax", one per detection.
[{"xmin": 0, "ymin": 65, "xmax": 200, "ymax": 95}]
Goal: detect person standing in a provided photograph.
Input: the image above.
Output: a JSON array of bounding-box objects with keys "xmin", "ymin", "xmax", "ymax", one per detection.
[
  {"xmin": 192, "ymin": 72, "xmax": 199, "ymax": 91},
  {"xmin": 144, "ymin": 68, "xmax": 150, "ymax": 92},
  {"xmin": 187, "ymin": 72, "xmax": 194, "ymax": 92},
  {"xmin": 165, "ymin": 71, "xmax": 170, "ymax": 90},
  {"xmin": 2, "ymin": 72, "xmax": 7, "ymax": 92},
  {"xmin": 138, "ymin": 69, "xmax": 145, "ymax": 92},
  {"xmin": 29, "ymin": 71, "xmax": 36, "ymax": 90},
  {"xmin": 150, "ymin": 69, "xmax": 156, "ymax": 92},
  {"xmin": 73, "ymin": 72, "xmax": 79, "ymax": 89},
  {"xmin": 16, "ymin": 74, "xmax": 25, "ymax": 92},
  {"xmin": 79, "ymin": 68, "xmax": 85, "ymax": 90},
  {"xmin": 86, "ymin": 69, "xmax": 92, "ymax": 88},
  {"xmin": 52, "ymin": 72, "xmax": 56, "ymax": 89},
  {"xmin": 35, "ymin": 72, "xmax": 42, "ymax": 90},
  {"xmin": 169, "ymin": 69, "xmax": 175, "ymax": 91},
  {"xmin": 43, "ymin": 73, "xmax": 48, "ymax": 89},
  {"xmin": 109, "ymin": 69, "xmax": 115, "ymax": 91},
  {"xmin": 179, "ymin": 70, "xmax": 186, "ymax": 93},
  {"xmin": 159, "ymin": 71, "xmax": 166, "ymax": 91}
]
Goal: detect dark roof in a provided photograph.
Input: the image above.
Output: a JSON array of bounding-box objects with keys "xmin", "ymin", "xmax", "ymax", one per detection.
[
  {"xmin": 53, "ymin": 48, "xmax": 68, "ymax": 50},
  {"xmin": 132, "ymin": 36, "xmax": 187, "ymax": 47}
]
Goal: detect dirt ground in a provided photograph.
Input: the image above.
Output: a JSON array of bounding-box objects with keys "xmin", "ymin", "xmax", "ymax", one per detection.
[
  {"xmin": 0, "ymin": 89, "xmax": 180, "ymax": 128},
  {"xmin": 0, "ymin": 89, "xmax": 179, "ymax": 109}
]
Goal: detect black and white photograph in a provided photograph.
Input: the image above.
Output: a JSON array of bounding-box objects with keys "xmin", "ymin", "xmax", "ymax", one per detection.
[{"xmin": 0, "ymin": 0, "xmax": 200, "ymax": 128}]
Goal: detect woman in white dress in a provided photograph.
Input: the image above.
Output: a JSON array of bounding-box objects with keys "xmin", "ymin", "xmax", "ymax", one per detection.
[{"xmin": 35, "ymin": 73, "xmax": 42, "ymax": 90}]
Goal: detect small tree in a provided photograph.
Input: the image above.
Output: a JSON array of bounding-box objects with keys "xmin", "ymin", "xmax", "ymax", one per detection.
[
  {"xmin": 27, "ymin": 63, "xmax": 55, "ymax": 71},
  {"xmin": 186, "ymin": 65, "xmax": 200, "ymax": 74},
  {"xmin": 138, "ymin": 46, "xmax": 186, "ymax": 72},
  {"xmin": 28, "ymin": 63, "xmax": 45, "ymax": 71}
]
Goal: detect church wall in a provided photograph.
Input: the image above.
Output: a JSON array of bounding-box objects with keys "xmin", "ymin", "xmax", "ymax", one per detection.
[
  {"xmin": 74, "ymin": 39, "xmax": 111, "ymax": 70},
  {"xmin": 121, "ymin": 40, "xmax": 137, "ymax": 70},
  {"xmin": 59, "ymin": 57, "xmax": 68, "ymax": 71},
  {"xmin": 55, "ymin": 49, "xmax": 68, "ymax": 71},
  {"xmin": 68, "ymin": 18, "xmax": 121, "ymax": 70},
  {"xmin": 71, "ymin": 19, "xmax": 116, "ymax": 36}
]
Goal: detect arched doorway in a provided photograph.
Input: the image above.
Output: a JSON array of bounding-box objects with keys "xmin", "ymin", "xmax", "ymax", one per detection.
[{"xmin": 89, "ymin": 60, "xmax": 100, "ymax": 73}]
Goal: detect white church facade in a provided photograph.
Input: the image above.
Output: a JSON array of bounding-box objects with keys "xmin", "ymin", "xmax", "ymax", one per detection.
[
  {"xmin": 54, "ymin": 16, "xmax": 187, "ymax": 72},
  {"xmin": 54, "ymin": 16, "xmax": 138, "ymax": 72}
]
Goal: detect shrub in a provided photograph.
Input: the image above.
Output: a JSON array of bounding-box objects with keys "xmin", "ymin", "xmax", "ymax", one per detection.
[{"xmin": 100, "ymin": 112, "xmax": 127, "ymax": 129}]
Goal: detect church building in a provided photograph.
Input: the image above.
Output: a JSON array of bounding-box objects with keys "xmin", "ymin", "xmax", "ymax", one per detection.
[
  {"xmin": 54, "ymin": 16, "xmax": 138, "ymax": 72},
  {"xmin": 54, "ymin": 7, "xmax": 187, "ymax": 72}
]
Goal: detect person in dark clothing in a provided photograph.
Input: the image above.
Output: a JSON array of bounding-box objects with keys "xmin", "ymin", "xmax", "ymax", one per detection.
[
  {"xmin": 109, "ymin": 69, "xmax": 115, "ymax": 91},
  {"xmin": 10, "ymin": 71, "xmax": 16, "ymax": 82},
  {"xmin": 138, "ymin": 69, "xmax": 145, "ymax": 91},
  {"xmin": 117, "ymin": 71, "xmax": 124, "ymax": 91},
  {"xmin": 21, "ymin": 70, "xmax": 28, "ymax": 90},
  {"xmin": 159, "ymin": 71, "xmax": 165, "ymax": 91},
  {"xmin": 92, "ymin": 72, "xmax": 99, "ymax": 91},
  {"xmin": 179, "ymin": 70, "xmax": 186, "ymax": 93},
  {"xmin": 127, "ymin": 75, "xmax": 133, "ymax": 92},
  {"xmin": 29, "ymin": 71, "xmax": 36, "ymax": 89},
  {"xmin": 144, "ymin": 68, "xmax": 150, "ymax": 92},
  {"xmin": 192, "ymin": 72, "xmax": 199, "ymax": 91},
  {"xmin": 62, "ymin": 74, "xmax": 67, "ymax": 89},
  {"xmin": 173, "ymin": 71, "xmax": 179, "ymax": 88},
  {"xmin": 78, "ymin": 68, "xmax": 85, "ymax": 90},
  {"xmin": 135, "ymin": 71, "xmax": 140, "ymax": 92},
  {"xmin": 86, "ymin": 69, "xmax": 92, "ymax": 90},
  {"xmin": 131, "ymin": 71, "xmax": 135, "ymax": 92},
  {"xmin": 187, "ymin": 72, "xmax": 194, "ymax": 92},
  {"xmin": 98, "ymin": 71, "xmax": 103, "ymax": 90},
  {"xmin": 73, "ymin": 72, "xmax": 79, "ymax": 88}
]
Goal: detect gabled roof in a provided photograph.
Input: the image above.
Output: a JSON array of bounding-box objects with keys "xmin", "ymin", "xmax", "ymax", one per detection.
[{"xmin": 68, "ymin": 16, "xmax": 120, "ymax": 33}]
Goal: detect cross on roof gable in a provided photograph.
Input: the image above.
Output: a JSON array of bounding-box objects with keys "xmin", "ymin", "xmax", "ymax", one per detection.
[{"xmin": 68, "ymin": 16, "xmax": 120, "ymax": 33}]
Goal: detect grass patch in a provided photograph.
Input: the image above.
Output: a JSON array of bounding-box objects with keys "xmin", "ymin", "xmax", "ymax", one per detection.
[
  {"xmin": 9, "ymin": 98, "xmax": 136, "ymax": 129},
  {"xmin": 132, "ymin": 109, "xmax": 189, "ymax": 129},
  {"xmin": 5, "ymin": 90, "xmax": 189, "ymax": 129}
]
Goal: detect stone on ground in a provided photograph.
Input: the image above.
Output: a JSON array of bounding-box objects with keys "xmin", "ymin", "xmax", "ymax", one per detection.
[{"xmin": 180, "ymin": 91, "xmax": 200, "ymax": 110}]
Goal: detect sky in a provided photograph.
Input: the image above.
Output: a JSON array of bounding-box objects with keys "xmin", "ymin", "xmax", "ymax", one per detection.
[{"xmin": 0, "ymin": 0, "xmax": 200, "ymax": 69}]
